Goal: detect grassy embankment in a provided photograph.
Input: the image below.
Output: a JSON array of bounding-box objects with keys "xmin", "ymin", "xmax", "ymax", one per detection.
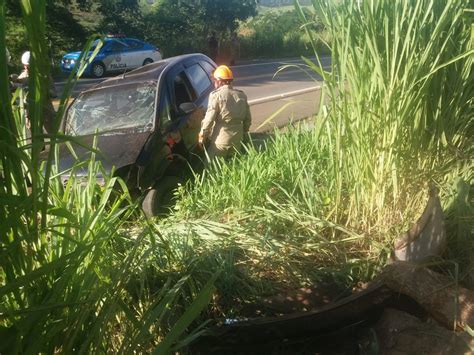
[
  {"xmin": 161, "ymin": 0, "xmax": 474, "ymax": 309},
  {"xmin": 1, "ymin": 0, "xmax": 472, "ymax": 353},
  {"xmin": 221, "ymin": 5, "xmax": 329, "ymax": 61}
]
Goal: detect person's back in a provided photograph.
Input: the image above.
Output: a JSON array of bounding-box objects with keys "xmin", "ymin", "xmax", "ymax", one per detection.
[
  {"xmin": 208, "ymin": 85, "xmax": 249, "ymax": 147},
  {"xmin": 199, "ymin": 65, "xmax": 251, "ymax": 161}
]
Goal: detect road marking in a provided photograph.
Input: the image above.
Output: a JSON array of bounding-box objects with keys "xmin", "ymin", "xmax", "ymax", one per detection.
[
  {"xmin": 236, "ymin": 65, "xmax": 330, "ymax": 82},
  {"xmin": 237, "ymin": 70, "xmax": 314, "ymax": 82},
  {"xmin": 233, "ymin": 55, "xmax": 330, "ymax": 68},
  {"xmin": 248, "ymin": 85, "xmax": 322, "ymax": 106}
]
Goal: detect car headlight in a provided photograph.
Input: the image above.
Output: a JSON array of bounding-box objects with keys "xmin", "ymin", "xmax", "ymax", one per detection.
[{"xmin": 70, "ymin": 59, "xmax": 76, "ymax": 65}]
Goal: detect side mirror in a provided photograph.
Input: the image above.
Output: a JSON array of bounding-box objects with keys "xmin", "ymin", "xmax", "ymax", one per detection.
[{"xmin": 179, "ymin": 102, "xmax": 197, "ymax": 115}]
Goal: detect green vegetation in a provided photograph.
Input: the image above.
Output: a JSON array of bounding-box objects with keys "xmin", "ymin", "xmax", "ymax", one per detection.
[
  {"xmin": 171, "ymin": 0, "xmax": 474, "ymax": 297},
  {"xmin": 4, "ymin": 0, "xmax": 88, "ymax": 72},
  {"xmin": 5, "ymin": 0, "xmax": 321, "ymax": 68},
  {"xmin": 1, "ymin": 0, "xmax": 473, "ymax": 353},
  {"xmin": 236, "ymin": 7, "xmax": 328, "ymax": 59},
  {"xmin": 5, "ymin": 0, "xmax": 259, "ymax": 64},
  {"xmin": 1, "ymin": 1, "xmax": 215, "ymax": 353}
]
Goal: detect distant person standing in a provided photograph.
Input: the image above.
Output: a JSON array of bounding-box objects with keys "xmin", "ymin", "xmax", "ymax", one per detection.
[
  {"xmin": 208, "ymin": 31, "xmax": 219, "ymax": 63},
  {"xmin": 230, "ymin": 32, "xmax": 240, "ymax": 66},
  {"xmin": 9, "ymin": 51, "xmax": 32, "ymax": 92},
  {"xmin": 199, "ymin": 65, "xmax": 252, "ymax": 161}
]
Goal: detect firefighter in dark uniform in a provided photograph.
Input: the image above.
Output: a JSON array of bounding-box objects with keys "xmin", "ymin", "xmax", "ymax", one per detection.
[{"xmin": 199, "ymin": 65, "xmax": 252, "ymax": 161}]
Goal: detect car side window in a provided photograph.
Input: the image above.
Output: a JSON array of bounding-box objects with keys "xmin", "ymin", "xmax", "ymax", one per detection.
[
  {"xmin": 159, "ymin": 89, "xmax": 173, "ymax": 129},
  {"xmin": 200, "ymin": 61, "xmax": 215, "ymax": 77},
  {"xmin": 173, "ymin": 72, "xmax": 196, "ymax": 110},
  {"xmin": 107, "ymin": 40, "xmax": 128, "ymax": 52},
  {"xmin": 185, "ymin": 64, "xmax": 212, "ymax": 98},
  {"xmin": 125, "ymin": 39, "xmax": 144, "ymax": 49}
]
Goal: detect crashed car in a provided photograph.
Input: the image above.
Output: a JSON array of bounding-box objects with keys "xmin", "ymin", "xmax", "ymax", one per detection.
[
  {"xmin": 62, "ymin": 53, "xmax": 216, "ymax": 216},
  {"xmin": 61, "ymin": 35, "xmax": 163, "ymax": 78}
]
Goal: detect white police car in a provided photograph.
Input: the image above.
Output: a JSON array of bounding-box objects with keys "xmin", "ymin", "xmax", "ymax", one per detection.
[{"xmin": 61, "ymin": 36, "xmax": 162, "ymax": 78}]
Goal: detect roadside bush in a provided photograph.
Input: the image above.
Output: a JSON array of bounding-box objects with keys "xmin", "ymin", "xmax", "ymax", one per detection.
[{"xmin": 236, "ymin": 8, "xmax": 328, "ymax": 59}]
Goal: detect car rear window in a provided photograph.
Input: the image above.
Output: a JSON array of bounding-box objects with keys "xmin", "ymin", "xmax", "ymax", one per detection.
[
  {"xmin": 106, "ymin": 40, "xmax": 129, "ymax": 52},
  {"xmin": 65, "ymin": 81, "xmax": 157, "ymax": 136},
  {"xmin": 125, "ymin": 39, "xmax": 144, "ymax": 49},
  {"xmin": 185, "ymin": 64, "xmax": 211, "ymax": 97}
]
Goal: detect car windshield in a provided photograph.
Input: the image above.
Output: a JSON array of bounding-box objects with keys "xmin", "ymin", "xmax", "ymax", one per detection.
[
  {"xmin": 65, "ymin": 81, "xmax": 157, "ymax": 136},
  {"xmin": 89, "ymin": 39, "xmax": 100, "ymax": 52}
]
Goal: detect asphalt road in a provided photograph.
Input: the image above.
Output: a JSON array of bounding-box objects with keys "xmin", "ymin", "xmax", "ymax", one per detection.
[{"xmin": 54, "ymin": 55, "xmax": 331, "ymax": 132}]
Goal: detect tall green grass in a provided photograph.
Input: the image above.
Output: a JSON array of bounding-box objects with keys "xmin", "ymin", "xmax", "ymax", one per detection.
[
  {"xmin": 298, "ymin": 0, "xmax": 473, "ymax": 284},
  {"xmin": 173, "ymin": 127, "xmax": 387, "ymax": 292},
  {"xmin": 0, "ymin": 0, "xmax": 215, "ymax": 353},
  {"xmin": 299, "ymin": 0, "xmax": 473, "ymax": 226}
]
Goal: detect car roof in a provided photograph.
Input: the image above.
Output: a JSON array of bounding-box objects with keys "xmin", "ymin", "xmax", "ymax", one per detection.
[
  {"xmin": 86, "ymin": 53, "xmax": 215, "ymax": 92},
  {"xmin": 105, "ymin": 37, "xmax": 142, "ymax": 43}
]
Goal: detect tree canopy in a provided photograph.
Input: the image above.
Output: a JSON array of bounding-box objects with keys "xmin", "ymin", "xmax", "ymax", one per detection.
[{"xmin": 5, "ymin": 0, "xmax": 258, "ymax": 61}]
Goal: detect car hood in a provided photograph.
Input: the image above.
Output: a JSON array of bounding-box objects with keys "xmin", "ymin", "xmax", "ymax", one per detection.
[{"xmin": 57, "ymin": 131, "xmax": 152, "ymax": 174}]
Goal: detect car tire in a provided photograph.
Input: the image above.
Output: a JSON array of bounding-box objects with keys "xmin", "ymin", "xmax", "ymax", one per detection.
[
  {"xmin": 91, "ymin": 62, "xmax": 106, "ymax": 78},
  {"xmin": 142, "ymin": 176, "xmax": 184, "ymax": 217},
  {"xmin": 143, "ymin": 58, "xmax": 154, "ymax": 66}
]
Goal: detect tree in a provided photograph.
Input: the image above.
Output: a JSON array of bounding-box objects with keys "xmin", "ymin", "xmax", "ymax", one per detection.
[
  {"xmin": 5, "ymin": 0, "xmax": 88, "ymax": 64},
  {"xmin": 139, "ymin": 0, "xmax": 257, "ymax": 56},
  {"xmin": 97, "ymin": 0, "xmax": 144, "ymax": 35},
  {"xmin": 198, "ymin": 0, "xmax": 257, "ymax": 33},
  {"xmin": 146, "ymin": 0, "xmax": 257, "ymax": 34}
]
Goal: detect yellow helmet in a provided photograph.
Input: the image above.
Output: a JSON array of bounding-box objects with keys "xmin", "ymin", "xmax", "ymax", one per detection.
[{"xmin": 213, "ymin": 65, "xmax": 233, "ymax": 81}]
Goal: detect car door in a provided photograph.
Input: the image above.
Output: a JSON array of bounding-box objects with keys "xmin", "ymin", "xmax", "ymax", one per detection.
[
  {"xmin": 124, "ymin": 39, "xmax": 146, "ymax": 68},
  {"xmin": 103, "ymin": 40, "xmax": 129, "ymax": 72},
  {"xmin": 161, "ymin": 59, "xmax": 216, "ymax": 149},
  {"xmin": 181, "ymin": 61, "xmax": 215, "ymax": 145},
  {"xmin": 162, "ymin": 64, "xmax": 198, "ymax": 149}
]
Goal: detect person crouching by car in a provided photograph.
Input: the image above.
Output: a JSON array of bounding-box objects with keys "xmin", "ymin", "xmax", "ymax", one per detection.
[{"xmin": 198, "ymin": 65, "xmax": 252, "ymax": 162}]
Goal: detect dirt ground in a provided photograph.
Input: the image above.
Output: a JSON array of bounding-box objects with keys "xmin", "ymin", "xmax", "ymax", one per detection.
[{"xmin": 375, "ymin": 308, "xmax": 473, "ymax": 355}]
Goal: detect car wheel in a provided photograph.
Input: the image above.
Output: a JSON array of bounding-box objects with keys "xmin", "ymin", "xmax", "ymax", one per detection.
[
  {"xmin": 91, "ymin": 62, "xmax": 105, "ymax": 78},
  {"xmin": 142, "ymin": 176, "xmax": 184, "ymax": 217},
  {"xmin": 143, "ymin": 58, "xmax": 153, "ymax": 66}
]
